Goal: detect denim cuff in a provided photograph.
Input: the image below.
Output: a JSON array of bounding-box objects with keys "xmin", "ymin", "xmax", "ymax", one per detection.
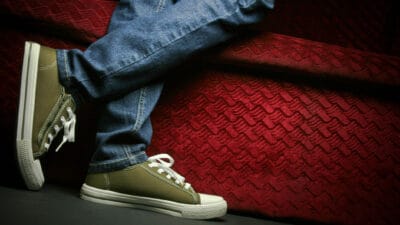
[
  {"xmin": 56, "ymin": 49, "xmax": 84, "ymax": 108},
  {"xmin": 88, "ymin": 151, "xmax": 148, "ymax": 173}
]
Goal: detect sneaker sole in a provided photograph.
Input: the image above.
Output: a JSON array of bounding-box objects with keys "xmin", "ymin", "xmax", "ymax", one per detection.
[
  {"xmin": 80, "ymin": 184, "xmax": 227, "ymax": 219},
  {"xmin": 16, "ymin": 41, "xmax": 45, "ymax": 191}
]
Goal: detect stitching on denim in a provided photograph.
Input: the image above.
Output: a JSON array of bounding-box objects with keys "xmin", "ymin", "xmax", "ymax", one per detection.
[
  {"xmin": 63, "ymin": 50, "xmax": 71, "ymax": 81},
  {"xmin": 100, "ymin": 5, "xmax": 242, "ymax": 80},
  {"xmin": 156, "ymin": 0, "xmax": 165, "ymax": 12},
  {"xmin": 132, "ymin": 87, "xmax": 147, "ymax": 132},
  {"xmin": 239, "ymin": 0, "xmax": 257, "ymax": 8},
  {"xmin": 123, "ymin": 145, "xmax": 133, "ymax": 162},
  {"xmin": 89, "ymin": 151, "xmax": 146, "ymax": 167}
]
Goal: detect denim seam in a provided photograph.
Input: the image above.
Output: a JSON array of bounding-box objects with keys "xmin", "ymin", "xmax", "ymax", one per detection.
[
  {"xmin": 89, "ymin": 151, "xmax": 146, "ymax": 167},
  {"xmin": 156, "ymin": 0, "xmax": 166, "ymax": 12},
  {"xmin": 96, "ymin": 4, "xmax": 243, "ymax": 81},
  {"xmin": 239, "ymin": 0, "xmax": 257, "ymax": 8},
  {"xmin": 62, "ymin": 50, "xmax": 71, "ymax": 81},
  {"xmin": 132, "ymin": 87, "xmax": 147, "ymax": 132},
  {"xmin": 123, "ymin": 145, "xmax": 133, "ymax": 163}
]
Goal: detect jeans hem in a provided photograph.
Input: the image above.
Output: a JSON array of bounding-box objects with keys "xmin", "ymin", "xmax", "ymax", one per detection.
[
  {"xmin": 57, "ymin": 49, "xmax": 84, "ymax": 107},
  {"xmin": 88, "ymin": 151, "xmax": 148, "ymax": 173}
]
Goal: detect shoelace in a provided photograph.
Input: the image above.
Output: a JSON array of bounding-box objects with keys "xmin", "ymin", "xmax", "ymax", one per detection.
[
  {"xmin": 148, "ymin": 154, "xmax": 191, "ymax": 190},
  {"xmin": 44, "ymin": 107, "xmax": 76, "ymax": 152}
]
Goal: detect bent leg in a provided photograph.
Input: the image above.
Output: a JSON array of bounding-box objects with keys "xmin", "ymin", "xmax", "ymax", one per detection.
[
  {"xmin": 89, "ymin": 0, "xmax": 171, "ymax": 173},
  {"xmin": 57, "ymin": 0, "xmax": 274, "ymax": 104},
  {"xmin": 77, "ymin": 0, "xmax": 273, "ymax": 218}
]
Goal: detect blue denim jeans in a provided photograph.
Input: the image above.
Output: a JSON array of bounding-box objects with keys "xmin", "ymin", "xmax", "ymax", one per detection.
[{"xmin": 57, "ymin": 0, "xmax": 274, "ymax": 173}]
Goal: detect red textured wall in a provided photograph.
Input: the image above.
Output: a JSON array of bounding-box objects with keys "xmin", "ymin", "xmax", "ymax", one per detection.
[{"xmin": 0, "ymin": 1, "xmax": 399, "ymax": 225}]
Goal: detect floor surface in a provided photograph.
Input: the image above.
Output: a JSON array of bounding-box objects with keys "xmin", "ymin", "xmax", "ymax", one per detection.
[{"xmin": 0, "ymin": 184, "xmax": 294, "ymax": 225}]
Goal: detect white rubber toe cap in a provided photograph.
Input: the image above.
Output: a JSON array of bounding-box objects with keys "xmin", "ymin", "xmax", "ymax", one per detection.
[{"xmin": 199, "ymin": 193, "xmax": 226, "ymax": 205}]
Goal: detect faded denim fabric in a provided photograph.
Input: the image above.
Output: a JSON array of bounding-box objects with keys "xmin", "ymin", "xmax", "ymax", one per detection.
[{"xmin": 56, "ymin": 0, "xmax": 274, "ymax": 173}]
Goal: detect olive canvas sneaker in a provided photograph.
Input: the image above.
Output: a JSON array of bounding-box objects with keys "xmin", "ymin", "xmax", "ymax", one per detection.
[
  {"xmin": 80, "ymin": 154, "xmax": 227, "ymax": 219},
  {"xmin": 16, "ymin": 41, "xmax": 76, "ymax": 190}
]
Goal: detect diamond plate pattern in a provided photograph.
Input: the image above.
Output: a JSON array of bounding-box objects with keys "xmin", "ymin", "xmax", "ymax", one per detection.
[
  {"xmin": 0, "ymin": 1, "xmax": 399, "ymax": 225},
  {"xmin": 147, "ymin": 69, "xmax": 400, "ymax": 225}
]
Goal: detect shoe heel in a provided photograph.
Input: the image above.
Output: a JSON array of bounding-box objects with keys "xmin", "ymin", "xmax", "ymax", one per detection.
[
  {"xmin": 16, "ymin": 41, "xmax": 44, "ymax": 190},
  {"xmin": 16, "ymin": 140, "xmax": 44, "ymax": 190}
]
